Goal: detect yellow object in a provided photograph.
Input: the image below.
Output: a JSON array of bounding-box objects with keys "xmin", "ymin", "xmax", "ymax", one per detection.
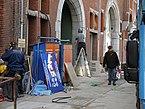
[{"xmin": 0, "ymin": 65, "xmax": 7, "ymax": 73}]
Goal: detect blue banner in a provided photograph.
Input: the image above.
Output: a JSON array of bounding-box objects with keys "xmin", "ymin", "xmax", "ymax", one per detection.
[{"xmin": 40, "ymin": 53, "xmax": 64, "ymax": 93}]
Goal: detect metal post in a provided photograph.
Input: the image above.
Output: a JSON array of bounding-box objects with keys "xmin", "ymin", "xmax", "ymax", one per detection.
[
  {"xmin": 0, "ymin": 75, "xmax": 20, "ymax": 109},
  {"xmin": 38, "ymin": 0, "xmax": 41, "ymax": 36},
  {"xmin": 97, "ymin": 0, "xmax": 101, "ymax": 61},
  {"xmin": 35, "ymin": 0, "xmax": 41, "ymax": 81},
  {"xmin": 13, "ymin": 80, "xmax": 17, "ymax": 109},
  {"xmin": 139, "ymin": 0, "xmax": 145, "ymax": 108},
  {"xmin": 20, "ymin": 0, "xmax": 24, "ymax": 39},
  {"xmin": 25, "ymin": 0, "xmax": 29, "ymax": 55},
  {"xmin": 139, "ymin": 26, "xmax": 145, "ymax": 109}
]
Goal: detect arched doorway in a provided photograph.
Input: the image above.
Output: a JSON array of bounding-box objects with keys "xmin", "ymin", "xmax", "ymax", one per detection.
[
  {"xmin": 61, "ymin": 2, "xmax": 72, "ymax": 43},
  {"xmin": 104, "ymin": 1, "xmax": 120, "ymax": 56},
  {"xmin": 56, "ymin": 0, "xmax": 86, "ymax": 64}
]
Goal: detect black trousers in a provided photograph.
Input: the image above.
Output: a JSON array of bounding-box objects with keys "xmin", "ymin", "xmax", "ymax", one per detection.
[
  {"xmin": 4, "ymin": 70, "xmax": 24, "ymax": 99},
  {"xmin": 77, "ymin": 42, "xmax": 87, "ymax": 56}
]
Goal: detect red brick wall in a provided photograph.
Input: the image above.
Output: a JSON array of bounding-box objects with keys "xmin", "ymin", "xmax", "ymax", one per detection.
[
  {"xmin": 49, "ymin": 0, "xmax": 59, "ymax": 37},
  {"xmin": 0, "ymin": 0, "xmax": 13, "ymax": 55},
  {"xmin": 0, "ymin": 0, "xmax": 137, "ymax": 59},
  {"xmin": 92, "ymin": 34, "xmax": 98, "ymax": 60},
  {"xmin": 29, "ymin": 0, "xmax": 38, "ymax": 10},
  {"xmin": 82, "ymin": 0, "xmax": 99, "ymax": 60},
  {"xmin": 28, "ymin": 16, "xmax": 38, "ymax": 45},
  {"xmin": 41, "ymin": 20, "xmax": 49, "ymax": 37},
  {"xmin": 41, "ymin": 0, "xmax": 49, "ymax": 14},
  {"xmin": 27, "ymin": 0, "xmax": 58, "ymax": 51},
  {"xmin": 0, "ymin": 0, "xmax": 4, "ymax": 55},
  {"xmin": 99, "ymin": 35, "xmax": 104, "ymax": 60},
  {"xmin": 0, "ymin": 0, "xmax": 21, "ymax": 55},
  {"xmin": 82, "ymin": 0, "xmax": 136, "ymax": 62}
]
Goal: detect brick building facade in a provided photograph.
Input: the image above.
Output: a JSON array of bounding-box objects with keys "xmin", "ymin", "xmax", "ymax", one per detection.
[
  {"xmin": 0, "ymin": 0, "xmax": 137, "ymax": 65},
  {"xmin": 0, "ymin": 0, "xmax": 25, "ymax": 55}
]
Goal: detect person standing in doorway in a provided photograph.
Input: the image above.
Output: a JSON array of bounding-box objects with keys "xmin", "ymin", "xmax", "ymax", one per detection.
[
  {"xmin": 75, "ymin": 28, "xmax": 87, "ymax": 57},
  {"xmin": 103, "ymin": 45, "xmax": 120, "ymax": 86}
]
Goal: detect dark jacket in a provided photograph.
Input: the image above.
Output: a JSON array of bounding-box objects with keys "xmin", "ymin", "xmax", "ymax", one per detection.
[
  {"xmin": 1, "ymin": 47, "xmax": 25, "ymax": 73},
  {"xmin": 103, "ymin": 50, "xmax": 120, "ymax": 68}
]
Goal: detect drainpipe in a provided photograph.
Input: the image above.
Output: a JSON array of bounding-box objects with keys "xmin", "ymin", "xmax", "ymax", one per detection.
[
  {"xmin": 12, "ymin": 0, "xmax": 15, "ymax": 41},
  {"xmin": 20, "ymin": 0, "xmax": 24, "ymax": 39},
  {"xmin": 19, "ymin": 0, "xmax": 24, "ymax": 52},
  {"xmin": 25, "ymin": 0, "xmax": 29, "ymax": 55},
  {"xmin": 121, "ymin": 33, "xmax": 124, "ymax": 63},
  {"xmin": 38, "ymin": 0, "xmax": 41, "ymax": 36},
  {"xmin": 97, "ymin": 0, "xmax": 101, "ymax": 61}
]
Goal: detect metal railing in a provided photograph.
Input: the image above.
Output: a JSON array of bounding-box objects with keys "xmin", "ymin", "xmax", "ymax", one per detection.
[{"xmin": 0, "ymin": 74, "xmax": 21, "ymax": 109}]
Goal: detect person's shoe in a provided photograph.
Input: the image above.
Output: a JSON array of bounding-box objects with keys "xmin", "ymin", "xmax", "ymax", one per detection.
[
  {"xmin": 113, "ymin": 83, "xmax": 116, "ymax": 86},
  {"xmin": 17, "ymin": 94, "xmax": 24, "ymax": 98},
  {"xmin": 87, "ymin": 75, "xmax": 91, "ymax": 78},
  {"xmin": 114, "ymin": 78, "xmax": 118, "ymax": 81},
  {"xmin": 108, "ymin": 82, "xmax": 111, "ymax": 85},
  {"xmin": 5, "ymin": 97, "xmax": 13, "ymax": 102}
]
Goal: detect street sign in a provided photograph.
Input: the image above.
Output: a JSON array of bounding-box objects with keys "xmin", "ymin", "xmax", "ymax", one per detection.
[{"xmin": 18, "ymin": 38, "xmax": 25, "ymax": 48}]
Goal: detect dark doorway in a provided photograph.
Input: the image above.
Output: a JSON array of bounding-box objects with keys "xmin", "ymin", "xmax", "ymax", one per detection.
[{"xmin": 61, "ymin": 2, "xmax": 72, "ymax": 44}]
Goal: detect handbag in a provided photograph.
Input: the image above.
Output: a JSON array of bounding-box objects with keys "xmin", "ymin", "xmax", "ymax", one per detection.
[{"xmin": 116, "ymin": 67, "xmax": 121, "ymax": 79}]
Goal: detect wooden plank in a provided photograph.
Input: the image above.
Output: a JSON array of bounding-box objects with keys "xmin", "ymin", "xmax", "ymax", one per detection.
[
  {"xmin": 64, "ymin": 63, "xmax": 79, "ymax": 88},
  {"xmin": 25, "ymin": 56, "xmax": 32, "ymax": 93}
]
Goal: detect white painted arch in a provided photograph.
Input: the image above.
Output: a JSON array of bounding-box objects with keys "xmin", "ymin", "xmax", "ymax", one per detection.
[
  {"xmin": 55, "ymin": 0, "xmax": 86, "ymax": 40},
  {"xmin": 55, "ymin": 0, "xmax": 86, "ymax": 64},
  {"xmin": 104, "ymin": 0, "xmax": 120, "ymax": 56}
]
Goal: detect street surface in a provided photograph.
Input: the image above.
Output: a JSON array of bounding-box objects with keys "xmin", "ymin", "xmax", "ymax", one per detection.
[{"xmin": 0, "ymin": 73, "xmax": 136, "ymax": 109}]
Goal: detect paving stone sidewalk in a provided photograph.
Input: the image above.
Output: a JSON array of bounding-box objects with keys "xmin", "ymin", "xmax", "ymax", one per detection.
[{"xmin": 0, "ymin": 73, "xmax": 136, "ymax": 109}]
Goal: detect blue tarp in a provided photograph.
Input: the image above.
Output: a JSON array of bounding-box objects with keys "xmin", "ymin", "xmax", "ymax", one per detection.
[{"xmin": 31, "ymin": 80, "xmax": 51, "ymax": 96}]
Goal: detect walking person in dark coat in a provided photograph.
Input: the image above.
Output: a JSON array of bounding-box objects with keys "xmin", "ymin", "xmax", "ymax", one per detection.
[
  {"xmin": 1, "ymin": 42, "xmax": 25, "ymax": 101},
  {"xmin": 103, "ymin": 45, "xmax": 120, "ymax": 86}
]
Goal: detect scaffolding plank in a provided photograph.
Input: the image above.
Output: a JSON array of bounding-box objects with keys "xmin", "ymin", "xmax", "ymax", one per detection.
[{"xmin": 64, "ymin": 63, "xmax": 79, "ymax": 88}]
